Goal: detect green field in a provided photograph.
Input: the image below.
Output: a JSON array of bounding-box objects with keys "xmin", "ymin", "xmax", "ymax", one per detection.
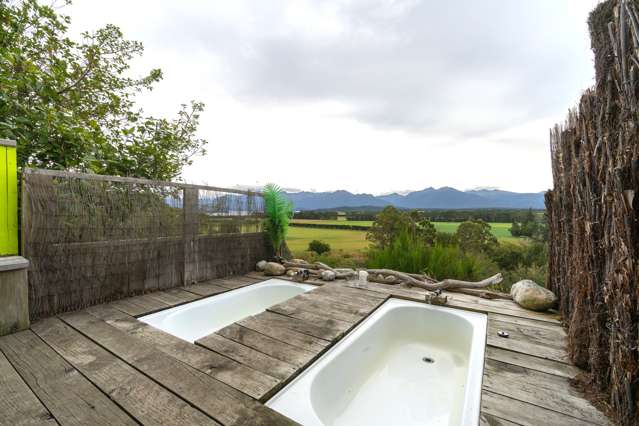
[
  {"xmin": 287, "ymin": 227, "xmax": 369, "ymax": 252},
  {"xmin": 288, "ymin": 220, "xmax": 522, "ymax": 252},
  {"xmin": 291, "ymin": 219, "xmax": 514, "ymax": 237}
]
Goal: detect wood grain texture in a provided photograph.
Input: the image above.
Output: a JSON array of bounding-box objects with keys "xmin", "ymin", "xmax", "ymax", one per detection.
[
  {"xmin": 86, "ymin": 304, "xmax": 279, "ymax": 400},
  {"xmin": 110, "ymin": 294, "xmax": 170, "ymax": 316},
  {"xmin": 196, "ymin": 332, "xmax": 297, "ymax": 381},
  {"xmin": 216, "ymin": 323, "xmax": 315, "ymax": 368},
  {"xmin": 487, "ymin": 317, "xmax": 569, "ymax": 363},
  {"xmin": 183, "ymin": 282, "xmax": 230, "ymax": 296},
  {"xmin": 145, "ymin": 288, "xmax": 199, "ymax": 307},
  {"xmin": 254, "ymin": 311, "xmax": 340, "ymax": 341},
  {"xmin": 485, "ymin": 346, "xmax": 579, "ymax": 379},
  {"xmin": 267, "ymin": 303, "xmax": 353, "ymax": 334},
  {"xmin": 0, "ymin": 330, "xmax": 135, "ymax": 425},
  {"xmin": 60, "ymin": 311, "xmax": 295, "ymax": 425},
  {"xmin": 269, "ymin": 296, "xmax": 364, "ymax": 323},
  {"xmin": 237, "ymin": 315, "xmax": 329, "ymax": 352},
  {"xmin": 0, "ymin": 350, "xmax": 55, "ymax": 425},
  {"xmin": 479, "ymin": 412, "xmax": 520, "ymax": 426},
  {"xmin": 213, "ymin": 276, "xmax": 263, "ymax": 290},
  {"xmin": 483, "ymin": 359, "xmax": 607, "ymax": 425},
  {"xmin": 481, "ymin": 390, "xmax": 602, "ymax": 426},
  {"xmin": 32, "ymin": 318, "xmax": 217, "ymax": 425}
]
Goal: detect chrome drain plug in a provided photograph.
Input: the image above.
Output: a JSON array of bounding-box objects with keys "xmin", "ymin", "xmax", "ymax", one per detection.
[{"xmin": 422, "ymin": 356, "xmax": 435, "ymax": 364}]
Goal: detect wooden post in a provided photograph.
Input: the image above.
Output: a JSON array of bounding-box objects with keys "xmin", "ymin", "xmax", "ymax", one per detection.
[
  {"xmin": 0, "ymin": 256, "xmax": 30, "ymax": 335},
  {"xmin": 0, "ymin": 139, "xmax": 18, "ymax": 256},
  {"xmin": 183, "ymin": 188, "xmax": 199, "ymax": 285}
]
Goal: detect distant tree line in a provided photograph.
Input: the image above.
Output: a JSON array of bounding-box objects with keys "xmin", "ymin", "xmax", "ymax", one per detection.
[{"xmin": 294, "ymin": 208, "xmax": 545, "ymax": 223}]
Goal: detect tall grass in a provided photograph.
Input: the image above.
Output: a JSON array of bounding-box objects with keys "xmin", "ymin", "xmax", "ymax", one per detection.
[{"xmin": 366, "ymin": 230, "xmax": 497, "ymax": 281}]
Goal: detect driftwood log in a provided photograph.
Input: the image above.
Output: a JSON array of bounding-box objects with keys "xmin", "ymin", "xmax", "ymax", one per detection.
[
  {"xmin": 365, "ymin": 269, "xmax": 508, "ymax": 300},
  {"xmin": 280, "ymin": 260, "xmax": 508, "ymax": 300}
]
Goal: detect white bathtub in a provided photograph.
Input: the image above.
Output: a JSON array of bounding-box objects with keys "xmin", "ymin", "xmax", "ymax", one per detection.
[
  {"xmin": 139, "ymin": 279, "xmax": 316, "ymax": 343},
  {"xmin": 267, "ymin": 298, "xmax": 487, "ymax": 426}
]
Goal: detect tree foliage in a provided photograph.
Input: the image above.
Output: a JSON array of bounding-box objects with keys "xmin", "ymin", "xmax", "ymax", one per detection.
[
  {"xmin": 510, "ymin": 209, "xmax": 548, "ymax": 241},
  {"xmin": 455, "ymin": 219, "xmax": 498, "ymax": 253},
  {"xmin": 366, "ymin": 206, "xmax": 436, "ymax": 248},
  {"xmin": 263, "ymin": 184, "xmax": 293, "ymax": 255},
  {"xmin": 308, "ymin": 240, "xmax": 330, "ymax": 255},
  {"xmin": 0, "ymin": 0, "xmax": 206, "ymax": 180}
]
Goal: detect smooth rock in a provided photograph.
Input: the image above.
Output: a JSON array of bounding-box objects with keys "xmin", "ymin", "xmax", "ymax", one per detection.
[
  {"xmin": 510, "ymin": 279, "xmax": 557, "ymax": 311},
  {"xmin": 256, "ymin": 260, "xmax": 268, "ymax": 271},
  {"xmin": 291, "ymin": 259, "xmax": 308, "ymax": 264},
  {"xmin": 264, "ymin": 262, "xmax": 286, "ymax": 276},
  {"xmin": 320, "ymin": 270, "xmax": 336, "ymax": 281}
]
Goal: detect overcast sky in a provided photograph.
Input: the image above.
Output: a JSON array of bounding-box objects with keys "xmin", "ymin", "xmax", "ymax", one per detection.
[{"xmin": 67, "ymin": 0, "xmax": 600, "ymax": 194}]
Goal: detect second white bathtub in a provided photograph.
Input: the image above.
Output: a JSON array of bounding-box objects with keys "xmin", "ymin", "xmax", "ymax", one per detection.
[{"xmin": 140, "ymin": 278, "xmax": 316, "ymax": 343}]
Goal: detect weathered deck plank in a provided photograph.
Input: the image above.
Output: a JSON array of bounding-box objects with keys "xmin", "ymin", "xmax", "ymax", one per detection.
[
  {"xmin": 268, "ymin": 302, "xmax": 354, "ymax": 333},
  {"xmin": 483, "ymin": 358, "xmax": 607, "ymax": 425},
  {"xmin": 0, "ymin": 272, "xmax": 609, "ymax": 425},
  {"xmin": 183, "ymin": 282, "xmax": 230, "ymax": 296},
  {"xmin": 270, "ymin": 296, "xmax": 364, "ymax": 323},
  {"xmin": 255, "ymin": 310, "xmax": 340, "ymax": 341},
  {"xmin": 237, "ymin": 315, "xmax": 329, "ymax": 352},
  {"xmin": 110, "ymin": 293, "xmax": 170, "ymax": 316},
  {"xmin": 60, "ymin": 310, "xmax": 296, "ymax": 425},
  {"xmin": 196, "ymin": 332, "xmax": 297, "ymax": 381},
  {"xmin": 479, "ymin": 412, "xmax": 520, "ymax": 426},
  {"xmin": 32, "ymin": 318, "xmax": 217, "ymax": 425},
  {"xmin": 216, "ymin": 323, "xmax": 316, "ymax": 368},
  {"xmin": 0, "ymin": 350, "xmax": 55, "ymax": 425},
  {"xmin": 487, "ymin": 317, "xmax": 569, "ymax": 363},
  {"xmin": 446, "ymin": 293, "xmax": 562, "ymax": 323},
  {"xmin": 481, "ymin": 390, "xmax": 597, "ymax": 426},
  {"xmin": 146, "ymin": 288, "xmax": 199, "ymax": 306},
  {"xmin": 213, "ymin": 276, "xmax": 263, "ymax": 290},
  {"xmin": 86, "ymin": 304, "xmax": 280, "ymax": 400},
  {"xmin": 0, "ymin": 330, "xmax": 136, "ymax": 425},
  {"xmin": 485, "ymin": 346, "xmax": 579, "ymax": 379}
]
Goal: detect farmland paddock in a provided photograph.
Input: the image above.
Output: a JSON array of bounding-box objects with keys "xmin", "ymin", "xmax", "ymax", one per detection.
[
  {"xmin": 546, "ymin": 1, "xmax": 639, "ymax": 424},
  {"xmin": 21, "ymin": 168, "xmax": 271, "ymax": 319}
]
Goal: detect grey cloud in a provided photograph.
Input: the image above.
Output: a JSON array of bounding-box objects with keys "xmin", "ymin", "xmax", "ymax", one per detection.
[{"xmin": 155, "ymin": 0, "xmax": 596, "ymax": 138}]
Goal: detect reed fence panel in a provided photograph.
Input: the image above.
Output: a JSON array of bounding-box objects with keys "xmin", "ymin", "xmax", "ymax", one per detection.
[
  {"xmin": 546, "ymin": 1, "xmax": 639, "ymax": 424},
  {"xmin": 21, "ymin": 169, "xmax": 270, "ymax": 319}
]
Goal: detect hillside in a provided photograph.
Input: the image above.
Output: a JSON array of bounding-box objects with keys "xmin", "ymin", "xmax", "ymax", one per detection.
[{"xmin": 284, "ymin": 187, "xmax": 545, "ymax": 210}]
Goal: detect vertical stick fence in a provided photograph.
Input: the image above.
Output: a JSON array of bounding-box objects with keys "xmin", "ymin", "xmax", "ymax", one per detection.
[{"xmin": 21, "ymin": 168, "xmax": 271, "ymax": 319}]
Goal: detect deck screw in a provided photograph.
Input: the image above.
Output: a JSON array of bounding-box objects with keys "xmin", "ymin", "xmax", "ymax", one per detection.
[{"xmin": 497, "ymin": 330, "xmax": 509, "ymax": 338}]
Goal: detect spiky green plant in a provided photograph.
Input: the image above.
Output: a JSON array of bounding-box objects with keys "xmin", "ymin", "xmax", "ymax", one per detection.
[{"xmin": 263, "ymin": 184, "xmax": 293, "ymax": 255}]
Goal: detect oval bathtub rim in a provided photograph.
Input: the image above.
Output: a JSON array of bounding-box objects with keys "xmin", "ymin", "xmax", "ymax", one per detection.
[
  {"xmin": 140, "ymin": 278, "xmax": 318, "ymax": 320},
  {"xmin": 138, "ymin": 278, "xmax": 319, "ymax": 342},
  {"xmin": 266, "ymin": 296, "xmax": 488, "ymax": 426}
]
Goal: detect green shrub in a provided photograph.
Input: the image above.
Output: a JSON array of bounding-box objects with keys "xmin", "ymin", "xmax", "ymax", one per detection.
[
  {"xmin": 308, "ymin": 240, "xmax": 331, "ymax": 255},
  {"xmin": 292, "ymin": 250, "xmax": 367, "ymax": 269},
  {"xmin": 366, "ymin": 230, "xmax": 498, "ymax": 281},
  {"xmin": 263, "ymin": 184, "xmax": 293, "ymax": 255}
]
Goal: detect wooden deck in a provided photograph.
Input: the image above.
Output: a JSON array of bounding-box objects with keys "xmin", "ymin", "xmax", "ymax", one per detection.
[{"xmin": 0, "ymin": 274, "xmax": 608, "ymax": 425}]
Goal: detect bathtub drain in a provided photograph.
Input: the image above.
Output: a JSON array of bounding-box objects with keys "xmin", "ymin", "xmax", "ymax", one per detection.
[{"xmin": 422, "ymin": 356, "xmax": 435, "ymax": 364}]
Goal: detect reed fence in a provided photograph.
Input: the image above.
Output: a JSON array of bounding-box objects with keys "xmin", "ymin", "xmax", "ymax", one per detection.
[
  {"xmin": 546, "ymin": 1, "xmax": 639, "ymax": 423},
  {"xmin": 21, "ymin": 168, "xmax": 270, "ymax": 319}
]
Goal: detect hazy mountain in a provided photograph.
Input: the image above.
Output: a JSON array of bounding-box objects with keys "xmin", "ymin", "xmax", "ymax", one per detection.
[
  {"xmin": 284, "ymin": 187, "xmax": 545, "ymax": 210},
  {"xmin": 284, "ymin": 190, "xmax": 388, "ymax": 210}
]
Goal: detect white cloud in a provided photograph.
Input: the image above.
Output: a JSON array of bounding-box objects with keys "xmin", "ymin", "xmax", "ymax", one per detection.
[{"xmin": 66, "ymin": 0, "xmax": 601, "ymax": 193}]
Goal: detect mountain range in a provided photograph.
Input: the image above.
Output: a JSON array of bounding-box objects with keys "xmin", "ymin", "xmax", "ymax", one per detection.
[{"xmin": 284, "ymin": 187, "xmax": 546, "ymax": 211}]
